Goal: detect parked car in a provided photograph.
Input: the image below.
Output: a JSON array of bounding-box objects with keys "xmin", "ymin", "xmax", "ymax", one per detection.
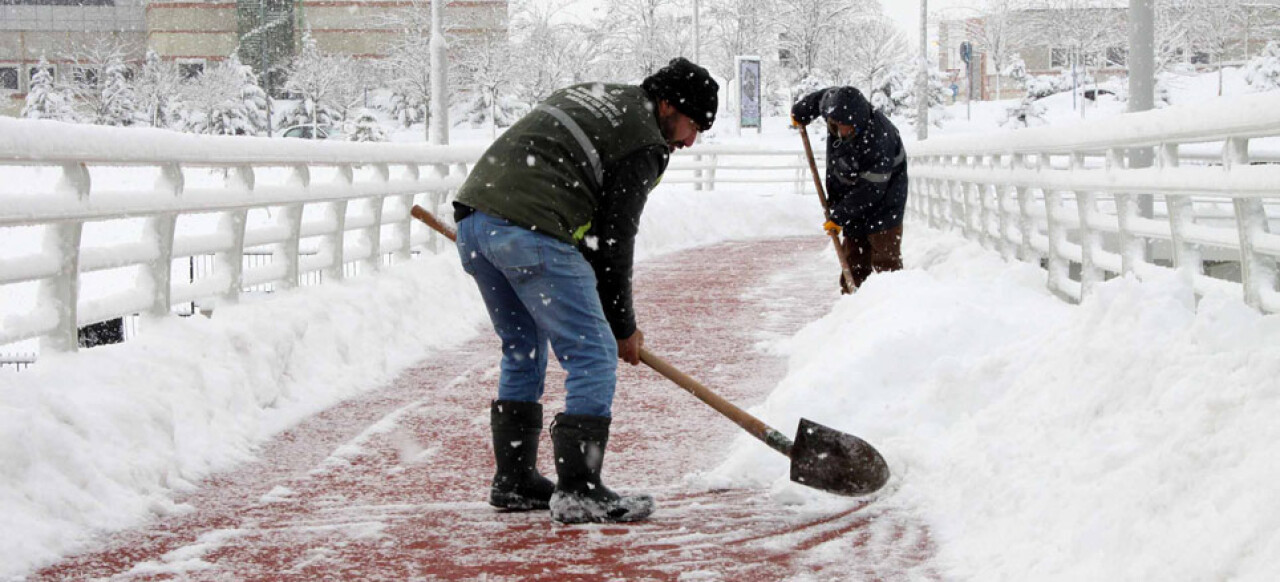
[{"xmin": 277, "ymin": 125, "xmax": 342, "ymax": 140}]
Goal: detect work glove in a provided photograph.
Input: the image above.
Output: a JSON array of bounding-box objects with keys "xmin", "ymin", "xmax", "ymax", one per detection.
[{"xmin": 823, "ymin": 220, "xmax": 841, "ymax": 236}]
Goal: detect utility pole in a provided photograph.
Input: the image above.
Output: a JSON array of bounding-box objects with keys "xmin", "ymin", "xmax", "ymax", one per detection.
[
  {"xmin": 1128, "ymin": 2, "xmax": 1155, "ymax": 175},
  {"xmin": 1129, "ymin": 0, "xmax": 1156, "ymax": 234},
  {"xmin": 916, "ymin": 0, "xmax": 929, "ymax": 140},
  {"xmin": 260, "ymin": 0, "xmax": 272, "ymax": 136},
  {"xmin": 429, "ymin": 0, "xmax": 448, "ymax": 146},
  {"xmin": 693, "ymin": 0, "xmax": 699, "ymax": 62}
]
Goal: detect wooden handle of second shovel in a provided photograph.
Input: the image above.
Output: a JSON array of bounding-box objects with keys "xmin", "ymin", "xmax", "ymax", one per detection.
[
  {"xmin": 797, "ymin": 125, "xmax": 857, "ymax": 294},
  {"xmin": 639, "ymin": 347, "xmax": 794, "ymax": 458},
  {"xmin": 411, "ymin": 204, "xmax": 457, "ymax": 242}
]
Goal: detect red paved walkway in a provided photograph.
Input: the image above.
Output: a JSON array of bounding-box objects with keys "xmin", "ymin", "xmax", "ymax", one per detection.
[{"xmin": 32, "ymin": 237, "xmax": 937, "ymax": 581}]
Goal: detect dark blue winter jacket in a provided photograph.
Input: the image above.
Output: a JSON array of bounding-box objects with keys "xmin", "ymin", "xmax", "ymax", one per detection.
[{"xmin": 792, "ymin": 86, "xmax": 908, "ymax": 237}]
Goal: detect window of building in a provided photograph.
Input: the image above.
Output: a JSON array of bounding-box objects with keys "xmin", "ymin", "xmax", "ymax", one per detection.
[
  {"xmin": 0, "ymin": 68, "xmax": 18, "ymax": 91},
  {"xmin": 178, "ymin": 61, "xmax": 205, "ymax": 80},
  {"xmin": 1191, "ymin": 51, "xmax": 1211, "ymax": 65}
]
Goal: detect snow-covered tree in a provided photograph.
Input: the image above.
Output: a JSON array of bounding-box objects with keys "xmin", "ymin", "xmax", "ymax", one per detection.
[
  {"xmin": 1244, "ymin": 41, "xmax": 1280, "ymax": 92},
  {"xmin": 386, "ymin": 90, "xmax": 425, "ymax": 129},
  {"xmin": 176, "ymin": 55, "xmax": 268, "ymax": 135},
  {"xmin": 377, "ymin": 0, "xmax": 448, "ymax": 140},
  {"xmin": 969, "ymin": 0, "xmax": 1033, "ymax": 101},
  {"xmin": 869, "ymin": 63, "xmax": 911, "ymax": 117},
  {"xmin": 776, "ymin": 0, "xmax": 861, "ymax": 79},
  {"xmin": 1025, "ymin": 0, "xmax": 1124, "ymax": 113},
  {"xmin": 230, "ymin": 54, "xmax": 270, "ymax": 135},
  {"xmin": 906, "ymin": 58, "xmax": 949, "ymax": 128},
  {"xmin": 1187, "ymin": 0, "xmax": 1246, "ymax": 96},
  {"xmin": 598, "ymin": 0, "xmax": 688, "ymax": 79},
  {"xmin": 455, "ymin": 31, "xmax": 522, "ymax": 136},
  {"xmin": 345, "ymin": 108, "xmax": 387, "ymax": 142},
  {"xmin": 509, "ymin": 2, "xmax": 604, "ymax": 105},
  {"xmin": 21, "ymin": 58, "xmax": 75, "ymax": 121},
  {"xmin": 133, "ymin": 50, "xmax": 183, "ymax": 128},
  {"xmin": 282, "ymin": 33, "xmax": 347, "ymax": 132},
  {"xmin": 824, "ymin": 17, "xmax": 907, "ymax": 92},
  {"xmin": 63, "ymin": 38, "xmax": 140, "ymax": 126},
  {"xmin": 328, "ymin": 59, "xmax": 379, "ymax": 125},
  {"xmin": 703, "ymin": 0, "xmax": 779, "ymax": 83}
]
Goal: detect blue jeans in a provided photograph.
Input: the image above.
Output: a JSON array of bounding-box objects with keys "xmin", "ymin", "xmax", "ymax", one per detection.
[{"xmin": 456, "ymin": 211, "xmax": 618, "ymax": 417}]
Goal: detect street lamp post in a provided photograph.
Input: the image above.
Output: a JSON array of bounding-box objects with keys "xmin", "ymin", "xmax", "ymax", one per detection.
[{"xmin": 917, "ymin": 0, "xmax": 929, "ymax": 141}]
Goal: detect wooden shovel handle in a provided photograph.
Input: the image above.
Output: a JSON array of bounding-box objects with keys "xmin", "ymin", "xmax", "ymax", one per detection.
[
  {"xmin": 639, "ymin": 347, "xmax": 794, "ymax": 457},
  {"xmin": 410, "ymin": 204, "xmax": 457, "ymax": 242},
  {"xmin": 797, "ymin": 125, "xmax": 857, "ymax": 293},
  {"xmin": 410, "ymin": 205, "xmax": 798, "ymax": 459}
]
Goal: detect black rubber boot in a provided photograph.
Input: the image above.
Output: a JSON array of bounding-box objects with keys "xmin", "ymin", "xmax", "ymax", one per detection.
[
  {"xmin": 549, "ymin": 413, "xmax": 655, "ymax": 524},
  {"xmin": 489, "ymin": 400, "xmax": 555, "ymax": 510}
]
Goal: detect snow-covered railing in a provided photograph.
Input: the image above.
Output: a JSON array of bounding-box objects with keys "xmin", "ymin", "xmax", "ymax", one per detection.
[
  {"xmin": 665, "ymin": 143, "xmax": 824, "ymax": 193},
  {"xmin": 906, "ymin": 92, "xmax": 1280, "ymax": 313},
  {"xmin": 0, "ymin": 118, "xmax": 483, "ymax": 354},
  {"xmin": 0, "ymin": 118, "xmax": 822, "ymax": 362}
]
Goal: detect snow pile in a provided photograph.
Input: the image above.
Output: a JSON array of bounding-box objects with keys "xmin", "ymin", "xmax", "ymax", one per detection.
[
  {"xmin": 708, "ymin": 226, "xmax": 1280, "ymax": 580},
  {"xmin": 0, "ymin": 190, "xmax": 810, "ymax": 579}
]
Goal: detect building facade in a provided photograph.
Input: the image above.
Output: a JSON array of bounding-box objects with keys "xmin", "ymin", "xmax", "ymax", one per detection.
[{"xmin": 1, "ymin": 0, "xmax": 508, "ymax": 116}]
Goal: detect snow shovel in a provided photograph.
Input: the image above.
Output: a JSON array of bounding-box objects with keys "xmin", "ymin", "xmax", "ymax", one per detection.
[
  {"xmin": 409, "ymin": 206, "xmax": 889, "ymax": 496},
  {"xmin": 411, "ymin": 204, "xmax": 457, "ymax": 242},
  {"xmin": 639, "ymin": 348, "xmax": 889, "ymax": 497},
  {"xmin": 797, "ymin": 123, "xmax": 857, "ymax": 294}
]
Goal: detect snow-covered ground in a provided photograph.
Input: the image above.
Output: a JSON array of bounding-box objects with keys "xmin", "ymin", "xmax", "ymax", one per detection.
[
  {"xmin": 707, "ymin": 227, "xmax": 1280, "ymax": 581},
  {"xmin": 3, "ymin": 68, "xmax": 1279, "ymax": 579},
  {"xmin": 0, "ymin": 190, "xmax": 816, "ymax": 579}
]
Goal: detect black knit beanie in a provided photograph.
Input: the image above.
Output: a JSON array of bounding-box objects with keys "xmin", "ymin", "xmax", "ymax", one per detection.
[{"xmin": 642, "ymin": 57, "xmax": 719, "ymax": 131}]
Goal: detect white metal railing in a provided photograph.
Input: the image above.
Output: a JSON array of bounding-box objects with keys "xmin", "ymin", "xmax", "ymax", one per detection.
[
  {"xmin": 663, "ymin": 143, "xmax": 825, "ymax": 193},
  {"xmin": 0, "ymin": 120, "xmax": 822, "ymax": 363},
  {"xmin": 907, "ymin": 91, "xmax": 1280, "ymax": 312},
  {"xmin": 0, "ymin": 118, "xmax": 484, "ymax": 354}
]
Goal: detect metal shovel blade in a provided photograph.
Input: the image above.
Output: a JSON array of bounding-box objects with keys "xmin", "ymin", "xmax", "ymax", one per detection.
[{"xmin": 790, "ymin": 418, "xmax": 890, "ymax": 496}]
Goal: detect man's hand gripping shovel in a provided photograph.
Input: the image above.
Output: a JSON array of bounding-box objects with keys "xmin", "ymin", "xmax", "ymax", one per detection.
[{"xmin": 410, "ymin": 204, "xmax": 890, "ymax": 497}]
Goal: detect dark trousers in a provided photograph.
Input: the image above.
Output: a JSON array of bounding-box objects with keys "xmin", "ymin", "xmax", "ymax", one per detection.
[{"xmin": 840, "ymin": 224, "xmax": 904, "ymax": 292}]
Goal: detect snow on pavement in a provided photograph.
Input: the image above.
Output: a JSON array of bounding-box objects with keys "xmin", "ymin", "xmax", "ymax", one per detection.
[
  {"xmin": 711, "ymin": 227, "xmax": 1280, "ymax": 581},
  {"xmin": 0, "ymin": 190, "xmax": 813, "ymax": 579}
]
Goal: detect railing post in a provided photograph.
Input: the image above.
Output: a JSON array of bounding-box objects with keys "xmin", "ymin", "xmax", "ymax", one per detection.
[
  {"xmin": 428, "ymin": 163, "xmax": 449, "ymax": 254},
  {"xmin": 1159, "ymin": 144, "xmax": 1201, "ymax": 285},
  {"xmin": 980, "ymin": 154, "xmax": 997, "ymax": 251},
  {"xmin": 1041, "ymin": 152, "xmax": 1072, "ymax": 300},
  {"xmin": 40, "ymin": 161, "xmax": 90, "ymax": 352},
  {"xmin": 322, "ymin": 165, "xmax": 352, "ymax": 282},
  {"xmin": 995, "ymin": 154, "xmax": 1016, "ymax": 261},
  {"xmin": 707, "ymin": 154, "xmax": 718, "ymax": 191},
  {"xmin": 693, "ymin": 153, "xmax": 703, "ymax": 191},
  {"xmin": 1110, "ymin": 147, "xmax": 1144, "ymax": 277},
  {"xmin": 145, "ymin": 162, "xmax": 183, "ymax": 317},
  {"xmin": 273, "ymin": 164, "xmax": 309, "ymax": 290},
  {"xmin": 928, "ymin": 156, "xmax": 942, "ymax": 230},
  {"xmin": 1073, "ymin": 152, "xmax": 1102, "ymax": 299},
  {"xmin": 216, "ymin": 165, "xmax": 253, "ymax": 307},
  {"xmin": 363, "ymin": 164, "xmax": 390, "ymax": 274},
  {"xmin": 1225, "ymin": 137, "xmax": 1276, "ymax": 309}
]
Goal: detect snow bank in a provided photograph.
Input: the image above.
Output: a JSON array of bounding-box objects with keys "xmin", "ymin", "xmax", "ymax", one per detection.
[
  {"xmin": 708, "ymin": 225, "xmax": 1280, "ymax": 581},
  {"xmin": 0, "ymin": 189, "xmax": 811, "ymax": 579}
]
